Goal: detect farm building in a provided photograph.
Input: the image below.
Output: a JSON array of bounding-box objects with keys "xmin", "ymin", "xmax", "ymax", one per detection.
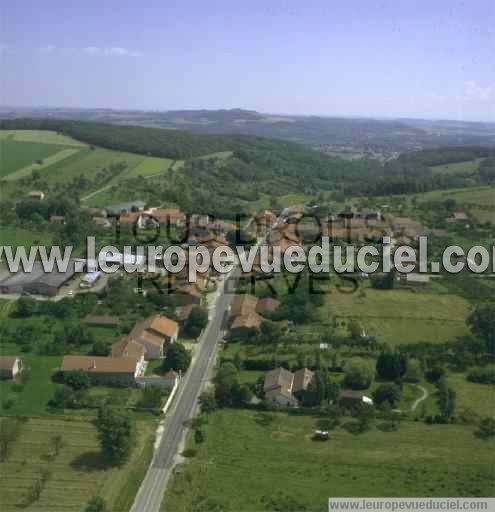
[
  {"xmin": 0, "ymin": 356, "xmax": 22, "ymax": 380},
  {"xmin": 339, "ymin": 389, "xmax": 374, "ymax": 406},
  {"xmin": 0, "ymin": 260, "xmax": 78, "ymax": 296},
  {"xmin": 61, "ymin": 355, "xmax": 144, "ymax": 386},
  {"xmin": 28, "ymin": 190, "xmax": 44, "ymax": 200}
]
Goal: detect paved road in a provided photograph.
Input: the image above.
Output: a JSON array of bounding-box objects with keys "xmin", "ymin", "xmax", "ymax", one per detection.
[{"xmin": 130, "ymin": 267, "xmax": 240, "ymax": 512}]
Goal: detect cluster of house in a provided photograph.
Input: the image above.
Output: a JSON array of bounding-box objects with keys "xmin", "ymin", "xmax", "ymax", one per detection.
[
  {"xmin": 83, "ymin": 201, "xmax": 235, "ymax": 238},
  {"xmin": 260, "ymin": 204, "xmax": 464, "ymax": 248},
  {"xmin": 228, "ymin": 294, "xmax": 283, "ymax": 338},
  {"xmin": 263, "ymin": 366, "xmax": 373, "ymax": 408},
  {"xmin": 60, "ymin": 314, "xmax": 179, "ymax": 387}
]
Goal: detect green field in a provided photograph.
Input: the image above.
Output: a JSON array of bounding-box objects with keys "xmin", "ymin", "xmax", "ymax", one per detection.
[
  {"xmin": 449, "ymin": 372, "xmax": 495, "ymax": 418},
  {"xmin": 325, "ymin": 288, "xmax": 471, "ymax": 346},
  {"xmin": 429, "ymin": 158, "xmax": 483, "ymax": 175},
  {"xmin": 4, "ymin": 148, "xmax": 83, "ymax": 181},
  {"xmin": 0, "ymin": 138, "xmax": 66, "ymax": 178},
  {"xmin": 118, "ymin": 156, "xmax": 175, "ymax": 179},
  {"xmin": 0, "ymin": 226, "xmax": 53, "ymax": 251},
  {"xmin": 0, "ymin": 416, "xmax": 155, "ymax": 512},
  {"xmin": 0, "ymin": 355, "xmax": 61, "ymax": 416},
  {"xmin": 416, "ymin": 185, "xmax": 495, "ymax": 206},
  {"xmin": 164, "ymin": 410, "xmax": 495, "ymax": 511},
  {"xmin": 40, "ymin": 147, "xmax": 145, "ymax": 184},
  {"xmin": 0, "ymin": 129, "xmax": 87, "ymax": 147}
]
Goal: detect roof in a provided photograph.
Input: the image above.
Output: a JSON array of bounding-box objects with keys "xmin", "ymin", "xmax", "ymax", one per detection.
[
  {"xmin": 230, "ymin": 295, "xmax": 258, "ymax": 317},
  {"xmin": 451, "ymin": 212, "xmax": 469, "ymax": 221},
  {"xmin": 231, "ymin": 312, "xmax": 262, "ymax": 331},
  {"xmin": 0, "ymin": 356, "xmax": 19, "ymax": 370},
  {"xmin": 93, "ymin": 217, "xmax": 111, "ymax": 226},
  {"xmin": 145, "ymin": 315, "xmax": 179, "ymax": 337},
  {"xmin": 265, "ymin": 385, "xmax": 293, "ymax": 400},
  {"xmin": 132, "ymin": 321, "xmax": 162, "ymax": 347},
  {"xmin": 256, "ymin": 297, "xmax": 281, "ymax": 314},
  {"xmin": 264, "ymin": 367, "xmax": 294, "ymax": 392},
  {"xmin": 119, "ymin": 212, "xmax": 142, "ymax": 224},
  {"xmin": 292, "ymin": 368, "xmax": 314, "ymax": 393},
  {"xmin": 111, "ymin": 337, "xmax": 145, "ymax": 358},
  {"xmin": 148, "ymin": 208, "xmax": 185, "ymax": 223},
  {"xmin": 61, "ymin": 355, "xmax": 138, "ymax": 374},
  {"xmin": 0, "ymin": 260, "xmax": 77, "ymax": 289}
]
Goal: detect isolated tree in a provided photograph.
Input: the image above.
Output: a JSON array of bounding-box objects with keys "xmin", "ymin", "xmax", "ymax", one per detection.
[
  {"xmin": 214, "ymin": 362, "xmax": 241, "ymax": 407},
  {"xmin": 437, "ymin": 379, "xmax": 456, "ymax": 422},
  {"xmin": 184, "ymin": 306, "xmax": 209, "ymax": 337},
  {"xmin": 162, "ymin": 343, "xmax": 191, "ymax": 373},
  {"xmin": 343, "ymin": 358, "xmax": 374, "ymax": 390},
  {"xmin": 91, "ymin": 339, "xmax": 110, "ymax": 356},
  {"xmin": 475, "ymin": 417, "xmax": 495, "ymax": 439},
  {"xmin": 194, "ymin": 429, "xmax": 205, "ymax": 444},
  {"xmin": 376, "ymin": 349, "xmax": 407, "ymax": 381},
  {"xmin": 356, "ymin": 403, "xmax": 376, "ymax": 433},
  {"xmin": 259, "ymin": 321, "xmax": 283, "ymax": 344},
  {"xmin": 300, "ymin": 370, "xmax": 339, "ymax": 406},
  {"xmin": 63, "ymin": 370, "xmax": 91, "ymax": 390},
  {"xmin": 347, "ymin": 319, "xmax": 363, "ymax": 340},
  {"xmin": 199, "ymin": 391, "xmax": 217, "ymax": 414},
  {"xmin": 96, "ymin": 407, "xmax": 133, "ymax": 465},
  {"xmin": 425, "ymin": 365, "xmax": 445, "ymax": 383},
  {"xmin": 14, "ymin": 297, "xmax": 37, "ymax": 318},
  {"xmin": 85, "ymin": 496, "xmax": 107, "ymax": 512},
  {"xmin": 373, "ymin": 383, "xmax": 402, "ymax": 407},
  {"xmin": 468, "ymin": 305, "xmax": 495, "ymax": 355}
]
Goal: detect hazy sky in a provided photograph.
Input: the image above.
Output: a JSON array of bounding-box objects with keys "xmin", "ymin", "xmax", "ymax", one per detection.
[{"xmin": 1, "ymin": 0, "xmax": 494, "ymax": 121}]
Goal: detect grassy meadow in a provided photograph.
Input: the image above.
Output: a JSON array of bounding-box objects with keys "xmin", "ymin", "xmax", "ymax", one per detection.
[
  {"xmin": 164, "ymin": 410, "xmax": 495, "ymax": 511},
  {"xmin": 320, "ymin": 286, "xmax": 471, "ymax": 346},
  {"xmin": 429, "ymin": 158, "xmax": 484, "ymax": 175},
  {"xmin": 0, "ymin": 138, "xmax": 66, "ymax": 178},
  {"xmin": 0, "ymin": 129, "xmax": 87, "ymax": 147}
]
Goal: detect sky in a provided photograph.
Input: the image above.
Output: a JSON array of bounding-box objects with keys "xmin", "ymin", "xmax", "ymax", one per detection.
[{"xmin": 1, "ymin": 0, "xmax": 494, "ymax": 121}]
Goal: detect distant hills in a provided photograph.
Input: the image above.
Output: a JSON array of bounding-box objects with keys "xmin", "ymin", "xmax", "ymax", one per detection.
[{"xmin": 2, "ymin": 107, "xmax": 495, "ymax": 155}]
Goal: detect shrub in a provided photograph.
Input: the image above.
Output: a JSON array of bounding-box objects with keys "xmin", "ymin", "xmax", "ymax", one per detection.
[
  {"xmin": 343, "ymin": 358, "xmax": 374, "ymax": 390},
  {"xmin": 467, "ymin": 366, "xmax": 495, "ymax": 384},
  {"xmin": 372, "ymin": 383, "xmax": 402, "ymax": 407},
  {"xmin": 475, "ymin": 417, "xmax": 495, "ymax": 439},
  {"xmin": 63, "ymin": 370, "xmax": 91, "ymax": 390},
  {"xmin": 425, "ymin": 365, "xmax": 445, "ymax": 383}
]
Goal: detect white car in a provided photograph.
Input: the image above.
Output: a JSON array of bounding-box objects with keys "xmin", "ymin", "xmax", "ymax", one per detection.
[{"xmin": 67, "ymin": 290, "xmax": 74, "ymax": 296}]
